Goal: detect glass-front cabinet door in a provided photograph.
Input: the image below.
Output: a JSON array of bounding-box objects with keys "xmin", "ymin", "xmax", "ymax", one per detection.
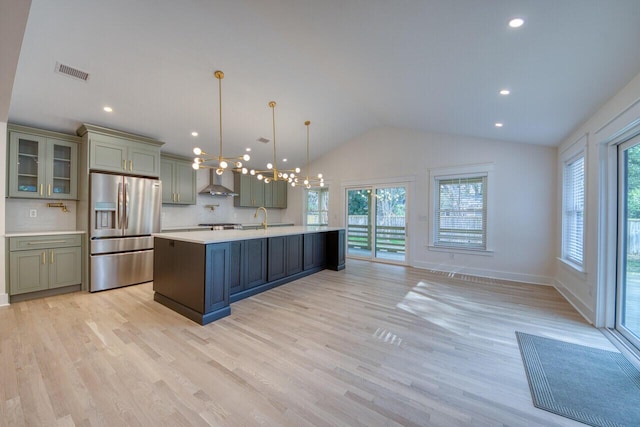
[
  {"xmin": 8, "ymin": 127, "xmax": 78, "ymax": 200},
  {"xmin": 46, "ymin": 139, "xmax": 77, "ymax": 199},
  {"xmin": 9, "ymin": 132, "xmax": 47, "ymax": 198}
]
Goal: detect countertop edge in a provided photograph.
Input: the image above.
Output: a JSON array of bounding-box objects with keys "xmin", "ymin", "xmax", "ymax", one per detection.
[{"xmin": 153, "ymin": 226, "xmax": 344, "ymax": 245}]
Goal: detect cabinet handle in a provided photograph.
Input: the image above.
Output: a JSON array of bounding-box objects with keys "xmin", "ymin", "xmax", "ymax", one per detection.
[
  {"xmin": 123, "ymin": 160, "xmax": 126, "ymax": 170},
  {"xmin": 27, "ymin": 240, "xmax": 67, "ymax": 245},
  {"xmin": 42, "ymin": 251, "xmax": 46, "ymax": 265},
  {"xmin": 173, "ymin": 193, "xmax": 176, "ymax": 202},
  {"xmin": 177, "ymin": 193, "xmax": 180, "ymax": 202},
  {"xmin": 129, "ymin": 160, "xmax": 133, "ymax": 171},
  {"xmin": 48, "ymin": 184, "xmax": 51, "ymax": 196},
  {"xmin": 50, "ymin": 250, "xmax": 54, "ymax": 264},
  {"xmin": 40, "ymin": 184, "xmax": 43, "ymax": 196}
]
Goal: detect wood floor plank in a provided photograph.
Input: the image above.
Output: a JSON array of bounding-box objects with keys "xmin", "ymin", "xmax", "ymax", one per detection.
[{"xmin": 0, "ymin": 259, "xmax": 615, "ymax": 426}]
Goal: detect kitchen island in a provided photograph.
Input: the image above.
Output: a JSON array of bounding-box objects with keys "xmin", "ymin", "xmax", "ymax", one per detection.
[{"xmin": 153, "ymin": 226, "xmax": 345, "ymax": 325}]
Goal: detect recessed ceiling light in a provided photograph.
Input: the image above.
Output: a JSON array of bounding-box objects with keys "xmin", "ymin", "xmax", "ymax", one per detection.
[
  {"xmin": 246, "ymin": 148, "xmax": 252, "ymax": 152},
  {"xmin": 508, "ymin": 18, "xmax": 524, "ymax": 28},
  {"xmin": 191, "ymin": 131, "xmax": 198, "ymax": 137},
  {"xmin": 282, "ymin": 158, "xmax": 288, "ymax": 162},
  {"xmin": 495, "ymin": 122, "xmax": 504, "ymax": 128},
  {"xmin": 103, "ymin": 106, "xmax": 113, "ymax": 112},
  {"xmin": 499, "ymin": 89, "xmax": 510, "ymax": 95}
]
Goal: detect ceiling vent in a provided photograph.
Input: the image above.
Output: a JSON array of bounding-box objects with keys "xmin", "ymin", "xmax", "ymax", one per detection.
[
  {"xmin": 54, "ymin": 62, "xmax": 90, "ymax": 82},
  {"xmin": 257, "ymin": 137, "xmax": 270, "ymax": 144}
]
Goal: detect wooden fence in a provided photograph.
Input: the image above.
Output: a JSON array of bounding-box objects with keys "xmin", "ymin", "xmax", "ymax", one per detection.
[{"xmin": 347, "ymin": 215, "xmax": 406, "ymax": 253}]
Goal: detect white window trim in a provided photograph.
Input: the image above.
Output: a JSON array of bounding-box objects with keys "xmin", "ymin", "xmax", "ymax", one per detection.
[
  {"xmin": 428, "ymin": 162, "xmax": 494, "ymax": 254},
  {"xmin": 560, "ymin": 134, "xmax": 587, "ymax": 273}
]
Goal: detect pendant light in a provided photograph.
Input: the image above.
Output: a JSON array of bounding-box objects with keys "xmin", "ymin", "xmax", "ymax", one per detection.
[
  {"xmin": 192, "ymin": 70, "xmax": 250, "ymax": 175},
  {"xmin": 249, "ymin": 101, "xmax": 300, "ymax": 184},
  {"xmin": 299, "ymin": 120, "xmax": 324, "ymax": 188}
]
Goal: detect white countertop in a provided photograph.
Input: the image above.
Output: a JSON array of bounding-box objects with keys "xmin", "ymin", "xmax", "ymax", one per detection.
[
  {"xmin": 5, "ymin": 230, "xmax": 86, "ymax": 237},
  {"xmin": 154, "ymin": 226, "xmax": 343, "ymax": 244}
]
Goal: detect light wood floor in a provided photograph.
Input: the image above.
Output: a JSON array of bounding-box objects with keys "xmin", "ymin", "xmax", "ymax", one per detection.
[{"xmin": 0, "ymin": 260, "xmax": 617, "ymax": 426}]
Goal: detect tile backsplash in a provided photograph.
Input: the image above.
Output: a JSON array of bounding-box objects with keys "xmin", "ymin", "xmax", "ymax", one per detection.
[{"xmin": 5, "ymin": 199, "xmax": 77, "ymax": 232}]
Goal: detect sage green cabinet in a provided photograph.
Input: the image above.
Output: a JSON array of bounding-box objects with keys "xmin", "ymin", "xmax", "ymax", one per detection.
[
  {"xmin": 7, "ymin": 125, "xmax": 79, "ymax": 200},
  {"xmin": 77, "ymin": 124, "xmax": 163, "ymax": 177},
  {"xmin": 266, "ymin": 180, "xmax": 287, "ymax": 208},
  {"xmin": 233, "ymin": 172, "xmax": 287, "ymax": 208},
  {"xmin": 161, "ymin": 154, "xmax": 197, "ymax": 205},
  {"xmin": 234, "ymin": 172, "xmax": 265, "ymax": 207},
  {"xmin": 8, "ymin": 234, "xmax": 82, "ymax": 296}
]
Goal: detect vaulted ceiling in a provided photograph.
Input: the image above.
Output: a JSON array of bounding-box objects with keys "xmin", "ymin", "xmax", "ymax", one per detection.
[{"xmin": 7, "ymin": 0, "xmax": 640, "ymax": 168}]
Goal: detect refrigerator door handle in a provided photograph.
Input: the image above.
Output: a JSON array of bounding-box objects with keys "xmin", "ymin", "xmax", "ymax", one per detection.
[
  {"xmin": 124, "ymin": 182, "xmax": 130, "ymax": 229},
  {"xmin": 117, "ymin": 182, "xmax": 123, "ymax": 229}
]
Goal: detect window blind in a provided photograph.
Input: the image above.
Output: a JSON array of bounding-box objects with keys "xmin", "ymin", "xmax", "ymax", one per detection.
[
  {"xmin": 435, "ymin": 175, "xmax": 487, "ymax": 249},
  {"xmin": 563, "ymin": 156, "xmax": 584, "ymax": 265}
]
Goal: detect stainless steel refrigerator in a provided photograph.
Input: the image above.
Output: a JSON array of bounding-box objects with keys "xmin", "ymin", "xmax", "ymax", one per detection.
[{"xmin": 89, "ymin": 172, "xmax": 161, "ymax": 291}]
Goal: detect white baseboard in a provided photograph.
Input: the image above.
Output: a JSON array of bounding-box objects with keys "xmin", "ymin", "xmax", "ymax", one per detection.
[
  {"xmin": 0, "ymin": 293, "xmax": 8, "ymax": 307},
  {"xmin": 553, "ymin": 279, "xmax": 595, "ymax": 324},
  {"xmin": 412, "ymin": 261, "xmax": 554, "ymax": 286}
]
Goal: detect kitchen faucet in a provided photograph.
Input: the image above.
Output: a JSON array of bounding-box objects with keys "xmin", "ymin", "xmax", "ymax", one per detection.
[{"xmin": 254, "ymin": 206, "xmax": 268, "ymax": 230}]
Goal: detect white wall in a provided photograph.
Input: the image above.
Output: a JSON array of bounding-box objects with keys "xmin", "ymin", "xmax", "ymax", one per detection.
[
  {"xmin": 286, "ymin": 127, "xmax": 557, "ymax": 285},
  {"xmin": 556, "ymin": 71, "xmax": 640, "ymax": 325}
]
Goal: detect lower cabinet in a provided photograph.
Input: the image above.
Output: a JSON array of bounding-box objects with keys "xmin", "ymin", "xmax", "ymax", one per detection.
[
  {"xmin": 303, "ymin": 232, "xmax": 327, "ymax": 270},
  {"xmin": 267, "ymin": 235, "xmax": 303, "ymax": 281},
  {"xmin": 8, "ymin": 234, "xmax": 82, "ymax": 297},
  {"xmin": 229, "ymin": 238, "xmax": 268, "ymax": 295},
  {"xmin": 327, "ymin": 229, "xmax": 346, "ymax": 271},
  {"xmin": 205, "ymin": 243, "xmax": 230, "ymax": 313}
]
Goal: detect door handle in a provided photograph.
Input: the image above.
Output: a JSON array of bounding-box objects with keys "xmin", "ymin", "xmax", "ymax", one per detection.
[
  {"xmin": 124, "ymin": 182, "xmax": 130, "ymax": 229},
  {"xmin": 129, "ymin": 160, "xmax": 133, "ymax": 171},
  {"xmin": 50, "ymin": 250, "xmax": 54, "ymax": 264},
  {"xmin": 123, "ymin": 160, "xmax": 126, "ymax": 171},
  {"xmin": 177, "ymin": 193, "xmax": 180, "ymax": 202},
  {"xmin": 42, "ymin": 251, "xmax": 46, "ymax": 265},
  {"xmin": 40, "ymin": 184, "xmax": 43, "ymax": 196},
  {"xmin": 48, "ymin": 183, "xmax": 51, "ymax": 196},
  {"xmin": 27, "ymin": 240, "xmax": 66, "ymax": 245},
  {"xmin": 117, "ymin": 182, "xmax": 123, "ymax": 229}
]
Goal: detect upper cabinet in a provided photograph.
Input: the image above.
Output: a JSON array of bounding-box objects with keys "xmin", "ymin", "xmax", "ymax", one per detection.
[
  {"xmin": 77, "ymin": 124, "xmax": 163, "ymax": 177},
  {"xmin": 233, "ymin": 172, "xmax": 287, "ymax": 208},
  {"xmin": 161, "ymin": 154, "xmax": 197, "ymax": 205},
  {"xmin": 7, "ymin": 125, "xmax": 80, "ymax": 200}
]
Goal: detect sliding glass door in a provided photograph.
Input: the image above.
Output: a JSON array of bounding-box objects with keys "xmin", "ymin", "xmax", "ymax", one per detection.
[
  {"xmin": 617, "ymin": 136, "xmax": 640, "ymax": 349},
  {"xmin": 346, "ymin": 185, "xmax": 407, "ymax": 263}
]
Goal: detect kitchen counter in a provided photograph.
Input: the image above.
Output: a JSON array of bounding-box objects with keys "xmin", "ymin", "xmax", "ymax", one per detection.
[
  {"xmin": 153, "ymin": 226, "xmax": 346, "ymax": 325},
  {"xmin": 154, "ymin": 226, "xmax": 342, "ymax": 245},
  {"xmin": 5, "ymin": 230, "xmax": 86, "ymax": 237}
]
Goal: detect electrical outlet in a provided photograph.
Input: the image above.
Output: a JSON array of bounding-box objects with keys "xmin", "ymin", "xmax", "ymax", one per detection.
[{"xmin": 29, "ymin": 209, "xmax": 37, "ymax": 218}]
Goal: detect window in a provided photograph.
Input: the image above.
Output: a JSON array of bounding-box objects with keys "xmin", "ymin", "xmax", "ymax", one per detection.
[
  {"xmin": 562, "ymin": 154, "xmax": 585, "ymax": 266},
  {"xmin": 306, "ymin": 187, "xmax": 328, "ymax": 225},
  {"xmin": 434, "ymin": 175, "xmax": 487, "ymax": 250}
]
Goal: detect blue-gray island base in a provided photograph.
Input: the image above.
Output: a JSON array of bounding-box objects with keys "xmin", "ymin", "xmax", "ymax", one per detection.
[{"xmin": 152, "ymin": 227, "xmax": 345, "ymax": 325}]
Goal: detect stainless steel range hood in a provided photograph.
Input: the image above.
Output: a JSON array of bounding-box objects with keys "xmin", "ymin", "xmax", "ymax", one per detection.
[{"xmin": 199, "ymin": 169, "xmax": 238, "ymax": 197}]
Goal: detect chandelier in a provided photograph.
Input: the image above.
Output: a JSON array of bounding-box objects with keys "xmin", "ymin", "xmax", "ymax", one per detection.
[
  {"xmin": 298, "ymin": 120, "xmax": 324, "ymax": 188},
  {"xmin": 192, "ymin": 70, "xmax": 250, "ymax": 175},
  {"xmin": 249, "ymin": 101, "xmax": 300, "ymax": 184}
]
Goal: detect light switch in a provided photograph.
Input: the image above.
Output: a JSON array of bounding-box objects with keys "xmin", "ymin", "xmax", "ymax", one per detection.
[{"xmin": 29, "ymin": 209, "xmax": 37, "ymax": 218}]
